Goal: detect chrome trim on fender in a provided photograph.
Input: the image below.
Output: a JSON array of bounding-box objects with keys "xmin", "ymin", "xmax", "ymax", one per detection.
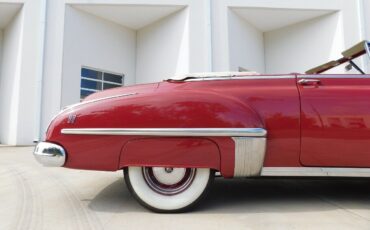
[
  {"xmin": 33, "ymin": 142, "xmax": 66, "ymax": 167},
  {"xmin": 184, "ymin": 75, "xmax": 295, "ymax": 82},
  {"xmin": 167, "ymin": 71, "xmax": 258, "ymax": 81},
  {"xmin": 298, "ymin": 75, "xmax": 369, "ymax": 79},
  {"xmin": 166, "ymin": 72, "xmax": 295, "ymax": 81},
  {"xmin": 232, "ymin": 137, "xmax": 266, "ymax": 177},
  {"xmin": 61, "ymin": 128, "xmax": 267, "ymax": 137},
  {"xmin": 261, "ymin": 167, "xmax": 370, "ymax": 177}
]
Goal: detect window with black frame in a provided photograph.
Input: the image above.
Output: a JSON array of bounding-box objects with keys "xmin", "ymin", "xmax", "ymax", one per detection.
[{"xmin": 80, "ymin": 67, "xmax": 124, "ymax": 100}]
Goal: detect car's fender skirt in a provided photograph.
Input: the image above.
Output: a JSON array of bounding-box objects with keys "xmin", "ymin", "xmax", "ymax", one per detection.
[{"xmin": 119, "ymin": 137, "xmax": 221, "ymax": 171}]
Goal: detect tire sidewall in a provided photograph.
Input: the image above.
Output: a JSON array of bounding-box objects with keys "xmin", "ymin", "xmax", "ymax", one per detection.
[{"xmin": 124, "ymin": 167, "xmax": 213, "ymax": 213}]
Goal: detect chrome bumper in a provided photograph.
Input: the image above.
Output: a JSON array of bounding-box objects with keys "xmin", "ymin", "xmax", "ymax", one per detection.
[{"xmin": 33, "ymin": 142, "xmax": 66, "ymax": 167}]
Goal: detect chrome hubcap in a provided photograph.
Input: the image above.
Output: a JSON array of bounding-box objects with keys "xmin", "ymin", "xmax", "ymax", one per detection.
[
  {"xmin": 152, "ymin": 167, "xmax": 186, "ymax": 185},
  {"xmin": 143, "ymin": 167, "xmax": 196, "ymax": 195}
]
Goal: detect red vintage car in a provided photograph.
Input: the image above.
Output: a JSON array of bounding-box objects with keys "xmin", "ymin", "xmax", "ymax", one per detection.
[{"xmin": 35, "ymin": 40, "xmax": 370, "ymax": 212}]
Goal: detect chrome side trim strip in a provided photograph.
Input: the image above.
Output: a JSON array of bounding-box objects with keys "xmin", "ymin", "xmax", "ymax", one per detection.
[
  {"xmin": 167, "ymin": 71, "xmax": 258, "ymax": 81},
  {"xmin": 298, "ymin": 75, "xmax": 369, "ymax": 79},
  {"xmin": 233, "ymin": 137, "xmax": 266, "ymax": 177},
  {"xmin": 184, "ymin": 75, "xmax": 295, "ymax": 82},
  {"xmin": 261, "ymin": 167, "xmax": 370, "ymax": 177},
  {"xmin": 61, "ymin": 128, "xmax": 267, "ymax": 137}
]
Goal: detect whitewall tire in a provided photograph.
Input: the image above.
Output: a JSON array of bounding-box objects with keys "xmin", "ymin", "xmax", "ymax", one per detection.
[{"xmin": 124, "ymin": 167, "xmax": 214, "ymax": 213}]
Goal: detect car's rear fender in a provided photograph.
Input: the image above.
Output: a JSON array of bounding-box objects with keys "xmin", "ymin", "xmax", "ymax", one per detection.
[{"xmin": 118, "ymin": 132, "xmax": 267, "ymax": 179}]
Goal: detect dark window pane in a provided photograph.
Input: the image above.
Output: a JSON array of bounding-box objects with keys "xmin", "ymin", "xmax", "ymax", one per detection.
[
  {"xmin": 103, "ymin": 83, "xmax": 120, "ymax": 90},
  {"xmin": 104, "ymin": 73, "xmax": 122, "ymax": 84},
  {"xmin": 81, "ymin": 68, "xmax": 102, "ymax": 80},
  {"xmin": 81, "ymin": 79, "xmax": 102, "ymax": 90},
  {"xmin": 80, "ymin": 89, "xmax": 94, "ymax": 99}
]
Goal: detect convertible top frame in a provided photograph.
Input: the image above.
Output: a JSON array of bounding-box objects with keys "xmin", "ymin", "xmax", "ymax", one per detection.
[{"xmin": 306, "ymin": 40, "xmax": 370, "ymax": 74}]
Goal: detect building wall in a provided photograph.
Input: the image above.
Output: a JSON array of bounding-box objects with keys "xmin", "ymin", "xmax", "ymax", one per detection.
[
  {"xmin": 41, "ymin": 0, "xmax": 67, "ymax": 140},
  {"xmin": 227, "ymin": 9, "xmax": 265, "ymax": 73},
  {"xmin": 61, "ymin": 6, "xmax": 136, "ymax": 107},
  {"xmin": 0, "ymin": 0, "xmax": 50, "ymax": 145},
  {"xmin": 212, "ymin": 0, "xmax": 364, "ymax": 74},
  {"xmin": 17, "ymin": 0, "xmax": 50, "ymax": 144},
  {"xmin": 136, "ymin": 7, "xmax": 189, "ymax": 83},
  {"xmin": 0, "ymin": 30, "xmax": 3, "ymax": 78},
  {"xmin": 0, "ymin": 9, "xmax": 23, "ymax": 144},
  {"xmin": 365, "ymin": 0, "xmax": 370, "ymax": 39},
  {"xmin": 264, "ymin": 12, "xmax": 345, "ymax": 74},
  {"xmin": 363, "ymin": 0, "xmax": 370, "ymax": 72}
]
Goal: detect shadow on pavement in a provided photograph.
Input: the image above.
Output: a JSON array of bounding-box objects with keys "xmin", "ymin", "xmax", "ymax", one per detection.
[
  {"xmin": 88, "ymin": 179, "xmax": 146, "ymax": 213},
  {"xmin": 88, "ymin": 177, "xmax": 370, "ymax": 214}
]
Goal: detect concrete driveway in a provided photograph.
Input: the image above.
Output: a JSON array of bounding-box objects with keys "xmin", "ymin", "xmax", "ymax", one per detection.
[{"xmin": 1, "ymin": 146, "xmax": 370, "ymax": 230}]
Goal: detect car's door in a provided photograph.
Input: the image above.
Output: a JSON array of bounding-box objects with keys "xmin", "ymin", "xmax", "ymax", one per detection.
[{"xmin": 298, "ymin": 74, "xmax": 370, "ymax": 167}]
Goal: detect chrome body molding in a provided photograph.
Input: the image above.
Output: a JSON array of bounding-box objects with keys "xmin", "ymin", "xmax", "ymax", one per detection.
[
  {"xmin": 232, "ymin": 137, "xmax": 267, "ymax": 177},
  {"xmin": 298, "ymin": 75, "xmax": 369, "ymax": 79},
  {"xmin": 167, "ymin": 71, "xmax": 258, "ymax": 81},
  {"xmin": 61, "ymin": 128, "xmax": 267, "ymax": 137},
  {"xmin": 166, "ymin": 72, "xmax": 295, "ymax": 81},
  {"xmin": 33, "ymin": 142, "xmax": 66, "ymax": 167},
  {"xmin": 261, "ymin": 167, "xmax": 370, "ymax": 177},
  {"xmin": 184, "ymin": 75, "xmax": 295, "ymax": 82}
]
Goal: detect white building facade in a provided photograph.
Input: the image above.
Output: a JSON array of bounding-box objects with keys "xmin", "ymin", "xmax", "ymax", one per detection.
[{"xmin": 0, "ymin": 0, "xmax": 369, "ymax": 145}]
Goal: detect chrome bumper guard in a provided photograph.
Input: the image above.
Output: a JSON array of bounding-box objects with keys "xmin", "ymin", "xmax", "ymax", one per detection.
[{"xmin": 33, "ymin": 142, "xmax": 66, "ymax": 167}]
